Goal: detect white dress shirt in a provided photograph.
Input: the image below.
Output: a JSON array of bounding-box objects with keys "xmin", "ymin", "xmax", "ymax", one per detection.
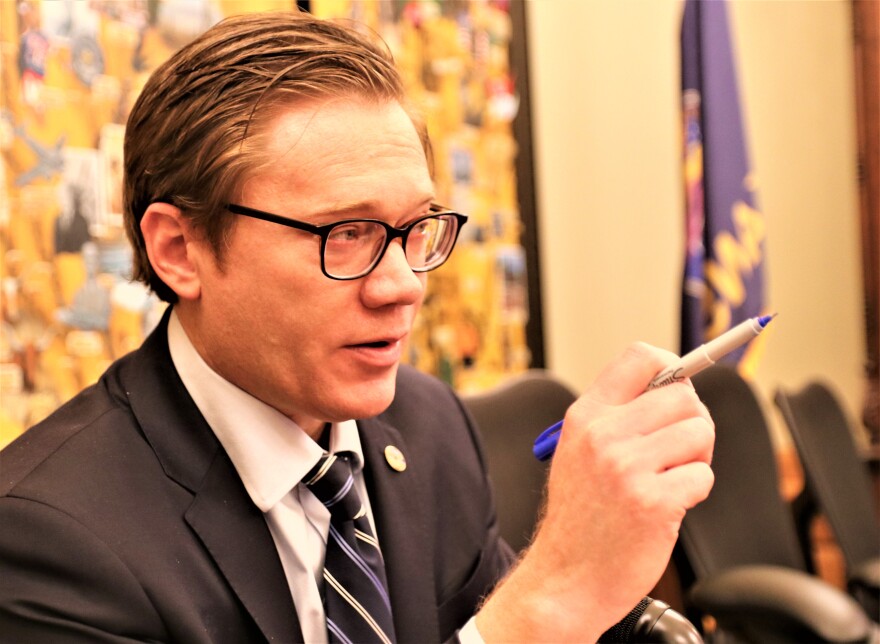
[{"xmin": 167, "ymin": 310, "xmax": 484, "ymax": 644}]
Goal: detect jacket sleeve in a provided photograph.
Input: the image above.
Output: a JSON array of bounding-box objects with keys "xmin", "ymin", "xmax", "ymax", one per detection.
[{"xmin": 0, "ymin": 496, "xmax": 167, "ymax": 643}]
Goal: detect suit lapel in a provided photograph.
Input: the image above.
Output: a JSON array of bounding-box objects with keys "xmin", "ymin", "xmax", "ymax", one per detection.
[
  {"xmin": 358, "ymin": 416, "xmax": 440, "ymax": 643},
  {"xmin": 121, "ymin": 311, "xmax": 302, "ymax": 643},
  {"xmin": 185, "ymin": 450, "xmax": 302, "ymax": 643}
]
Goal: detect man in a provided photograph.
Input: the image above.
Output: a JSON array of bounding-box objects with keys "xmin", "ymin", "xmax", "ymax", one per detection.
[{"xmin": 0, "ymin": 10, "xmax": 714, "ymax": 643}]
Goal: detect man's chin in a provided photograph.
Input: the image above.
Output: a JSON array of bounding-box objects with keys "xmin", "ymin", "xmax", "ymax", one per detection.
[{"xmin": 341, "ymin": 367, "xmax": 399, "ymax": 420}]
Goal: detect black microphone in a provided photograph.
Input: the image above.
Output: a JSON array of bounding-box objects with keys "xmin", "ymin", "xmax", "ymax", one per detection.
[{"xmin": 598, "ymin": 597, "xmax": 703, "ymax": 643}]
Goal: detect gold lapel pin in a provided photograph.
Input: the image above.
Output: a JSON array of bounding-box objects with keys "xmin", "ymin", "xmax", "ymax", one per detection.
[{"xmin": 384, "ymin": 445, "xmax": 407, "ymax": 472}]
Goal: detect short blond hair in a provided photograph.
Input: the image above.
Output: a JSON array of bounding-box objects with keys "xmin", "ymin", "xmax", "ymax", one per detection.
[{"xmin": 124, "ymin": 10, "xmax": 423, "ymax": 302}]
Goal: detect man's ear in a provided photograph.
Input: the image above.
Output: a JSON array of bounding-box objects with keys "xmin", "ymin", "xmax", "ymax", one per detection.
[{"xmin": 140, "ymin": 203, "xmax": 202, "ymax": 301}]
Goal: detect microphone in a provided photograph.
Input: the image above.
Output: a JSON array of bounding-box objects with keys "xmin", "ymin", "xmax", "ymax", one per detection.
[{"xmin": 598, "ymin": 597, "xmax": 703, "ymax": 643}]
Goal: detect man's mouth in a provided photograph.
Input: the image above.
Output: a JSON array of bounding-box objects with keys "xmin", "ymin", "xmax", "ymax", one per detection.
[
  {"xmin": 345, "ymin": 337, "xmax": 404, "ymax": 368},
  {"xmin": 360, "ymin": 340, "xmax": 392, "ymax": 349},
  {"xmin": 349, "ymin": 336, "xmax": 402, "ymax": 349}
]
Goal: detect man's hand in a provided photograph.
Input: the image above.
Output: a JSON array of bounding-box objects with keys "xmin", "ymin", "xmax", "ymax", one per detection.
[{"xmin": 476, "ymin": 343, "xmax": 715, "ymax": 642}]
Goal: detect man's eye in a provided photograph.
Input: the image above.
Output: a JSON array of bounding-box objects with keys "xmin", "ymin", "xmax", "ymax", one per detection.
[
  {"xmin": 330, "ymin": 227, "xmax": 359, "ymax": 242},
  {"xmin": 329, "ymin": 223, "xmax": 371, "ymax": 242},
  {"xmin": 410, "ymin": 219, "xmax": 433, "ymax": 237}
]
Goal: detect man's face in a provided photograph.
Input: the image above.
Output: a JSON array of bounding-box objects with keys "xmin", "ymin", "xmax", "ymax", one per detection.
[{"xmin": 181, "ymin": 99, "xmax": 434, "ymax": 437}]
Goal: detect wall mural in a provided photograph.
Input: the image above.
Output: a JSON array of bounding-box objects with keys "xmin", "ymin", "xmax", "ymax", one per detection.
[{"xmin": 0, "ymin": 0, "xmax": 531, "ymax": 448}]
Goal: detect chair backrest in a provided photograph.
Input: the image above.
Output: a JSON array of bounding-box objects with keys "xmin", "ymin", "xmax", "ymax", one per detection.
[
  {"xmin": 681, "ymin": 365, "xmax": 806, "ymax": 579},
  {"xmin": 774, "ymin": 381, "xmax": 880, "ymax": 570},
  {"xmin": 461, "ymin": 369, "xmax": 577, "ymax": 553}
]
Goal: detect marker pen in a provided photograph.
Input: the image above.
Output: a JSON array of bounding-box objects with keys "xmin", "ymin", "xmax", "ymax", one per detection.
[{"xmin": 532, "ymin": 314, "xmax": 776, "ymax": 461}]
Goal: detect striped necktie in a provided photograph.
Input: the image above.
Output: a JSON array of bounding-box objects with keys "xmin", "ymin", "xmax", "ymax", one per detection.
[{"xmin": 303, "ymin": 452, "xmax": 397, "ymax": 644}]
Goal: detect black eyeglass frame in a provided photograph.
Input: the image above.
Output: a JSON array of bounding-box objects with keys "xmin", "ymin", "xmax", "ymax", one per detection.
[{"xmin": 226, "ymin": 202, "xmax": 468, "ymax": 280}]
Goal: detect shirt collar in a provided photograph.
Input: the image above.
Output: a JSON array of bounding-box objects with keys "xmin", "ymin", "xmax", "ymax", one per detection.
[{"xmin": 166, "ymin": 309, "xmax": 365, "ymax": 512}]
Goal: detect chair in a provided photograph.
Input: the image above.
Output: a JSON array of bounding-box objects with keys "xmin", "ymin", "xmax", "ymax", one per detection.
[
  {"xmin": 774, "ymin": 380, "xmax": 880, "ymax": 617},
  {"xmin": 678, "ymin": 364, "xmax": 877, "ymax": 642},
  {"xmin": 460, "ymin": 369, "xmax": 577, "ymax": 553}
]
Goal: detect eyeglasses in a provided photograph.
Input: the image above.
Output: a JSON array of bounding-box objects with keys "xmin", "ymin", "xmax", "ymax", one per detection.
[{"xmin": 226, "ymin": 203, "xmax": 468, "ymax": 280}]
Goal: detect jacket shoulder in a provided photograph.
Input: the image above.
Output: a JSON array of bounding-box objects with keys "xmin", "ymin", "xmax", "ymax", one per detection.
[
  {"xmin": 389, "ymin": 365, "xmax": 465, "ymax": 419},
  {"xmin": 0, "ymin": 356, "xmax": 136, "ymax": 497}
]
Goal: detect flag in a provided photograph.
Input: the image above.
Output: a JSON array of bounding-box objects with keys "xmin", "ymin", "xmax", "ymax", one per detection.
[{"xmin": 680, "ymin": 0, "xmax": 768, "ymax": 375}]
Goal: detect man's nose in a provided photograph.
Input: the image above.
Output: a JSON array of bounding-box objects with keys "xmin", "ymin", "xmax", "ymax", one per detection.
[{"xmin": 360, "ymin": 239, "xmax": 425, "ymax": 308}]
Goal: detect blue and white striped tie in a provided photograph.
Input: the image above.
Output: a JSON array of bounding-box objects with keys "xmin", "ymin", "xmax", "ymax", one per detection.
[{"xmin": 304, "ymin": 452, "xmax": 397, "ymax": 644}]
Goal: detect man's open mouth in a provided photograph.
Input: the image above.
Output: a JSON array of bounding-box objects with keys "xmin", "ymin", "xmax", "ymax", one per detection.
[{"xmin": 360, "ymin": 340, "xmax": 391, "ymax": 348}]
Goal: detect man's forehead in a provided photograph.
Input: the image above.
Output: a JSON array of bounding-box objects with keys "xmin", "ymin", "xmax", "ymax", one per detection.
[{"xmin": 237, "ymin": 98, "xmax": 433, "ymax": 217}]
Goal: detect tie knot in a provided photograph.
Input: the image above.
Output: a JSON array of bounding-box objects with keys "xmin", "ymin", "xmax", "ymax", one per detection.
[{"xmin": 303, "ymin": 452, "xmax": 363, "ymax": 522}]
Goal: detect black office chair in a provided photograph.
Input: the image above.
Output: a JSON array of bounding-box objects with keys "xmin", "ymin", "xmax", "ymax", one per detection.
[
  {"xmin": 679, "ymin": 365, "xmax": 877, "ymax": 642},
  {"xmin": 460, "ymin": 369, "xmax": 577, "ymax": 553},
  {"xmin": 774, "ymin": 380, "xmax": 880, "ymax": 617}
]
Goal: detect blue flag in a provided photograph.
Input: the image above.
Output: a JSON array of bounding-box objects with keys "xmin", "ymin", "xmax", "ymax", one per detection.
[{"xmin": 680, "ymin": 0, "xmax": 768, "ymax": 372}]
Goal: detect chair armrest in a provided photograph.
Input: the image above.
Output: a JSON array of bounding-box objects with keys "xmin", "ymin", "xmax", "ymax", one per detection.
[
  {"xmin": 850, "ymin": 556, "xmax": 880, "ymax": 591},
  {"xmin": 848, "ymin": 557, "xmax": 880, "ymax": 622},
  {"xmin": 689, "ymin": 565, "xmax": 878, "ymax": 642}
]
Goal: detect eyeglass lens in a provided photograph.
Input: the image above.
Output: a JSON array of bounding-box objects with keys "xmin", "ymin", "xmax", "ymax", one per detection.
[{"xmin": 324, "ymin": 215, "xmax": 458, "ymax": 278}]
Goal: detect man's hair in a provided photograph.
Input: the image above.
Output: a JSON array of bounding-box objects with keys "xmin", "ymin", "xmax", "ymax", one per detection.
[{"xmin": 124, "ymin": 10, "xmax": 426, "ymax": 302}]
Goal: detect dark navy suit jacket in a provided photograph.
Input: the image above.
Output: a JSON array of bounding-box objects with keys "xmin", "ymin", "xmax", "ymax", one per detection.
[{"xmin": 0, "ymin": 311, "xmax": 514, "ymax": 642}]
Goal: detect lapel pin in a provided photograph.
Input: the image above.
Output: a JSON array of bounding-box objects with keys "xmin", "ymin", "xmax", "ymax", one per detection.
[{"xmin": 384, "ymin": 445, "xmax": 407, "ymax": 472}]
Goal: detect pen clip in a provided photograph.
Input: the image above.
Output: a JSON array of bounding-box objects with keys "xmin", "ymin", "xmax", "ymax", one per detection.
[{"xmin": 533, "ymin": 420, "xmax": 564, "ymax": 461}]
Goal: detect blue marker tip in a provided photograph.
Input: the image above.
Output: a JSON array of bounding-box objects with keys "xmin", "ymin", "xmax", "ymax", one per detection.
[{"xmin": 757, "ymin": 313, "xmax": 777, "ymax": 328}]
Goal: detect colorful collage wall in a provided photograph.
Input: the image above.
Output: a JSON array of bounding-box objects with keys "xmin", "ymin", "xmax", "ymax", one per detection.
[{"xmin": 0, "ymin": 0, "xmax": 531, "ymax": 449}]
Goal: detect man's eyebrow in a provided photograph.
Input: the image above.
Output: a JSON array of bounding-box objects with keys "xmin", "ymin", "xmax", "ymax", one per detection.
[
  {"xmin": 308, "ymin": 201, "xmax": 380, "ymax": 219},
  {"xmin": 306, "ymin": 198, "xmax": 436, "ymax": 222}
]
